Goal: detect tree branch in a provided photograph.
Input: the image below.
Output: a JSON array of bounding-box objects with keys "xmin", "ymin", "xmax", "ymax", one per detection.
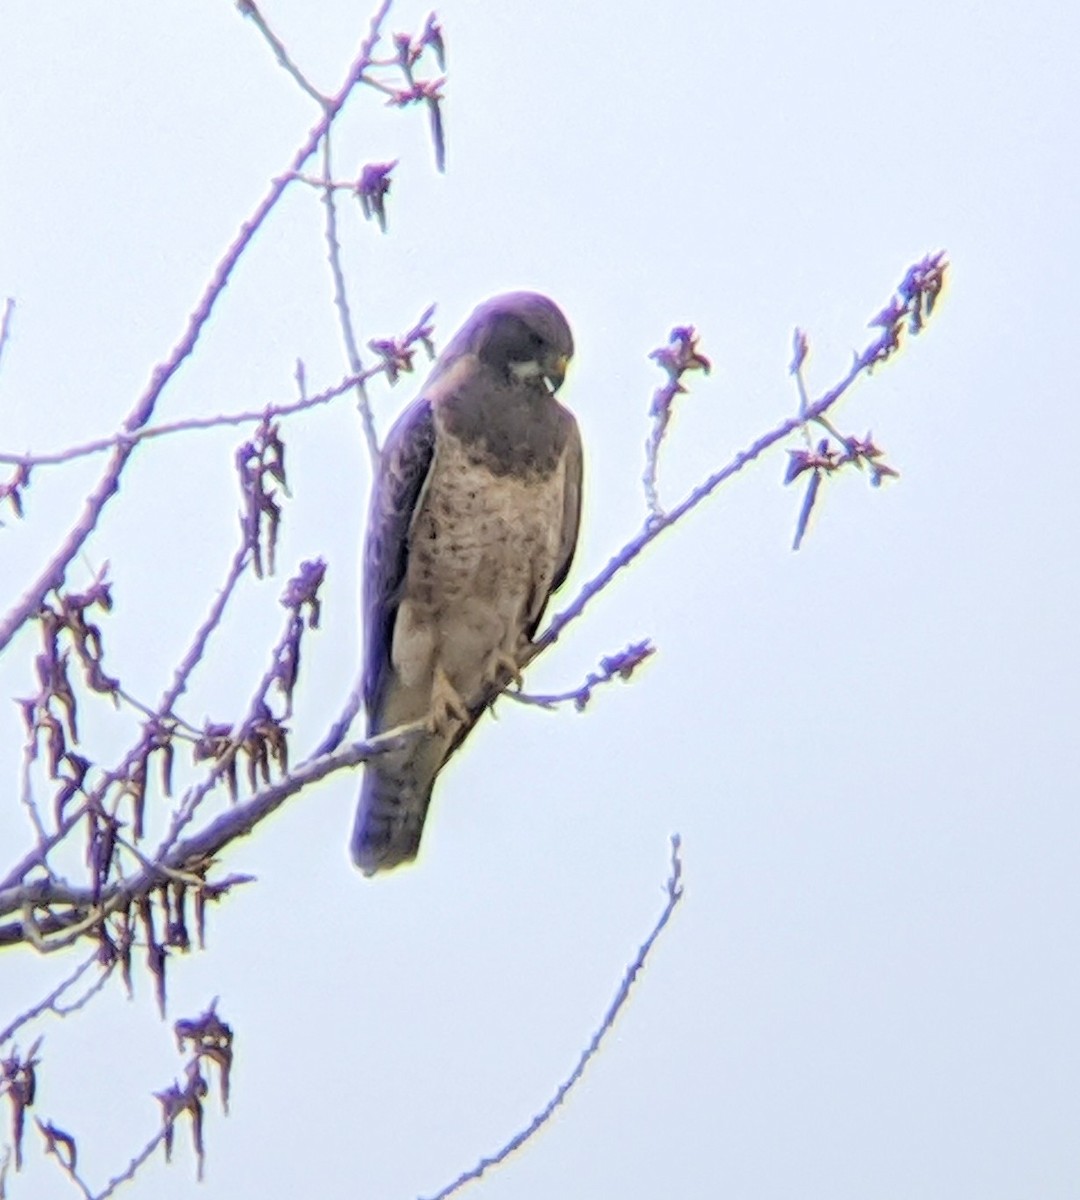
[
  {"xmin": 0, "ymin": 726, "xmax": 421, "ymax": 946},
  {"xmin": 423, "ymin": 836, "xmax": 684, "ymax": 1200}
]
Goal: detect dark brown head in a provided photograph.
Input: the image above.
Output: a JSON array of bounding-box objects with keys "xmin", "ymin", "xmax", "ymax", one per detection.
[{"xmin": 444, "ymin": 292, "xmax": 574, "ymax": 392}]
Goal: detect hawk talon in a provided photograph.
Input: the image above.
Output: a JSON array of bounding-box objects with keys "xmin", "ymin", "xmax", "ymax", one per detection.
[
  {"xmin": 491, "ymin": 650, "xmax": 525, "ymax": 691},
  {"xmin": 428, "ymin": 666, "xmax": 470, "ymax": 735}
]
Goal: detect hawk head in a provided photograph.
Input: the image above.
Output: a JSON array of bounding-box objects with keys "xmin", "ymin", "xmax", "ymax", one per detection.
[{"xmin": 444, "ymin": 292, "xmax": 574, "ymax": 393}]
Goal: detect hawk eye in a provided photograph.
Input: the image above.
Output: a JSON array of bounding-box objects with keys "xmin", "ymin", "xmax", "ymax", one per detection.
[
  {"xmin": 512, "ymin": 329, "xmax": 545, "ymax": 362},
  {"xmin": 479, "ymin": 313, "xmax": 550, "ymax": 372}
]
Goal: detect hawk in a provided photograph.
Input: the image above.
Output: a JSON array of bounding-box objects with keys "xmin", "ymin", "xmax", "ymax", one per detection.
[{"xmin": 351, "ymin": 292, "xmax": 582, "ymax": 875}]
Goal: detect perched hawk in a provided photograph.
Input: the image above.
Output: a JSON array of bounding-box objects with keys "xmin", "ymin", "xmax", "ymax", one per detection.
[{"xmin": 351, "ymin": 292, "xmax": 582, "ymax": 875}]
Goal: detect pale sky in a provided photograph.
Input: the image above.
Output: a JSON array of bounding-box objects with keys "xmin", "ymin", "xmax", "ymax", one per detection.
[{"xmin": 1, "ymin": 1, "xmax": 1078, "ymax": 1197}]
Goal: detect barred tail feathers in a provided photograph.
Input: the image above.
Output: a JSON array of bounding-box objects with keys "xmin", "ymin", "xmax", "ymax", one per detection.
[{"xmin": 350, "ymin": 732, "xmax": 451, "ymax": 875}]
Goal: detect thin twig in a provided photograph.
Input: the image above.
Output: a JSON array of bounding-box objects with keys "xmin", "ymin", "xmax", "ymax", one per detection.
[
  {"xmin": 0, "ymin": 297, "xmax": 14, "ymax": 368},
  {"xmin": 18, "ymin": 725, "xmax": 49, "ymax": 846},
  {"xmin": 0, "ymin": 802, "xmax": 90, "ymax": 896},
  {"xmin": 152, "ymin": 571, "xmax": 325, "ymax": 855},
  {"xmin": 642, "ymin": 327, "xmax": 711, "ymax": 521},
  {"xmin": 790, "ymin": 327, "xmax": 815, "ymax": 450},
  {"xmin": 239, "ymin": 0, "xmax": 329, "ymax": 105},
  {"xmin": 313, "ymin": 670, "xmax": 366, "ymax": 757},
  {"xmin": 36, "ymin": 1118, "xmax": 95, "ymax": 1199},
  {"xmin": 93, "ymin": 1123, "xmax": 172, "ymax": 1200},
  {"xmin": 320, "ymin": 136, "xmax": 380, "ymax": 464},
  {"xmin": 0, "ymin": 952, "xmax": 98, "ymax": 1047},
  {"xmin": 51, "ymin": 960, "xmax": 116, "ymax": 1017},
  {"xmin": 508, "ymin": 641, "xmax": 654, "ymax": 711},
  {"xmin": 0, "ymin": 366, "xmax": 380, "ymax": 469},
  {"xmin": 289, "ymin": 172, "xmax": 360, "ymax": 192},
  {"xmin": 157, "ymin": 541, "xmax": 252, "ymax": 718},
  {"xmin": 422, "ymin": 835, "xmax": 684, "ymax": 1200}
]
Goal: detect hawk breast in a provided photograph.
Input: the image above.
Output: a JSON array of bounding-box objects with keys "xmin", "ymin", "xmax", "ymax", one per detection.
[{"xmin": 392, "ymin": 418, "xmax": 568, "ymax": 703}]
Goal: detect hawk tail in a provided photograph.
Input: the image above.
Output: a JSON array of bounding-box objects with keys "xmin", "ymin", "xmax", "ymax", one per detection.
[{"xmin": 350, "ymin": 734, "xmax": 449, "ymax": 876}]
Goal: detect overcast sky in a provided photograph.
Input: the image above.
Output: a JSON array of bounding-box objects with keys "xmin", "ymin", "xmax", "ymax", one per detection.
[{"xmin": 1, "ymin": 1, "xmax": 1078, "ymax": 1197}]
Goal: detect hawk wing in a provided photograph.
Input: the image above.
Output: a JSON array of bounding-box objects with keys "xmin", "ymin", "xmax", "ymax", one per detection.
[
  {"xmin": 530, "ymin": 413, "xmax": 583, "ymax": 637},
  {"xmin": 362, "ymin": 396, "xmax": 437, "ymax": 733}
]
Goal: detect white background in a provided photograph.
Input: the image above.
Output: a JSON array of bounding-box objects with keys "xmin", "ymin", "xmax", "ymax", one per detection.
[{"xmin": 1, "ymin": 1, "xmax": 1078, "ymax": 1197}]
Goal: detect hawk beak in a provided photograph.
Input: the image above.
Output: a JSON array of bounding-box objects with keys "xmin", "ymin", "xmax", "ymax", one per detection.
[{"xmin": 545, "ymin": 354, "xmax": 570, "ymax": 392}]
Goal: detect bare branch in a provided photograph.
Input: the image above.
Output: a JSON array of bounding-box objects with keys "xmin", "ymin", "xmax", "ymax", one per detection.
[
  {"xmin": 0, "ymin": 297, "xmax": 14, "ymax": 370},
  {"xmin": 36, "ymin": 1119, "xmax": 92, "ymax": 1199},
  {"xmin": 91, "ymin": 1121, "xmax": 171, "ymax": 1200},
  {"xmin": 313, "ymin": 671, "xmax": 367, "ymax": 758},
  {"xmin": 422, "ymin": 835, "xmax": 684, "ymax": 1200},
  {"xmin": 321, "ymin": 136, "xmax": 380, "ymax": 466},
  {"xmin": 789, "ymin": 326, "xmax": 814, "ymax": 449},
  {"xmin": 0, "ymin": 727, "xmax": 419, "ymax": 947},
  {"xmin": 509, "ymin": 640, "xmax": 655, "ymax": 711},
  {"xmin": 0, "ymin": 954, "xmax": 99, "ymax": 1048},
  {"xmin": 154, "ymin": 560, "xmax": 325, "ymax": 854},
  {"xmin": 643, "ymin": 326, "xmax": 712, "ymax": 521},
  {"xmin": 0, "ymin": 366, "xmax": 379, "ymax": 470},
  {"xmin": 237, "ymin": 0, "xmax": 329, "ymax": 106}
]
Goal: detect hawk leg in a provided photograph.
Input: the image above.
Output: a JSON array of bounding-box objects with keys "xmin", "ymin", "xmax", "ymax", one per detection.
[
  {"xmin": 488, "ymin": 649, "xmax": 525, "ymax": 691},
  {"xmin": 429, "ymin": 665, "xmax": 470, "ymax": 734}
]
